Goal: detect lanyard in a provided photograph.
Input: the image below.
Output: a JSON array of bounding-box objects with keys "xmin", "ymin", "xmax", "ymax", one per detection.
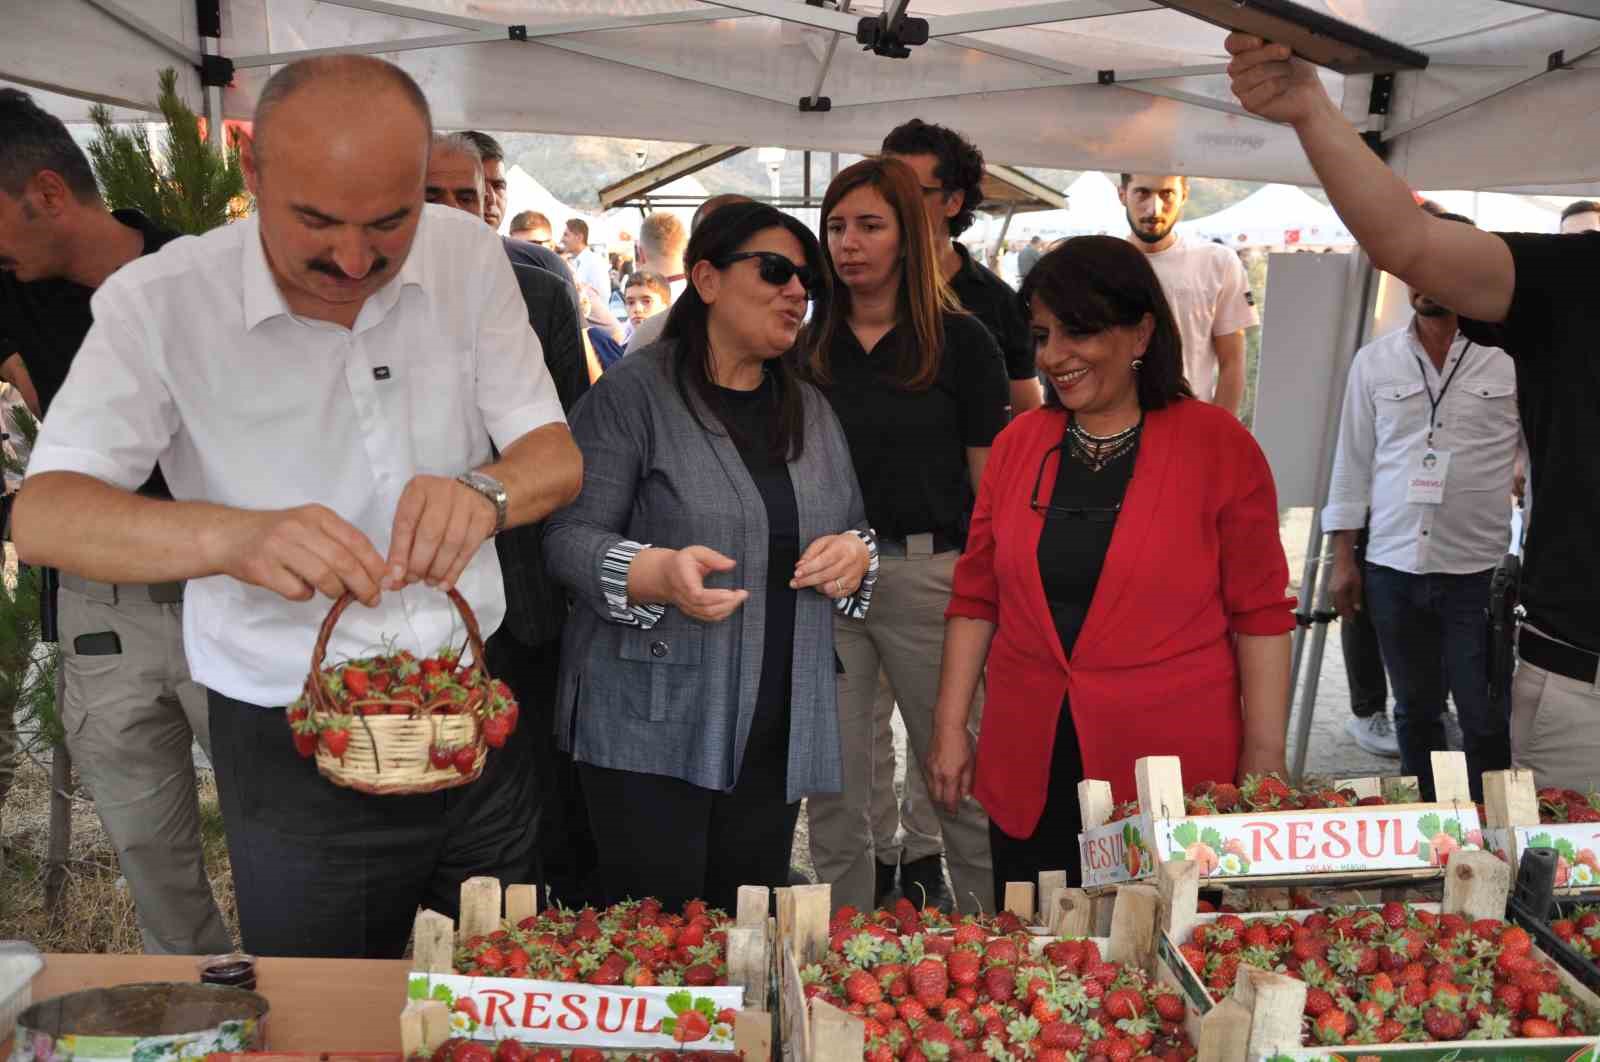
[{"xmin": 1414, "ymin": 339, "xmax": 1473, "ymax": 452}]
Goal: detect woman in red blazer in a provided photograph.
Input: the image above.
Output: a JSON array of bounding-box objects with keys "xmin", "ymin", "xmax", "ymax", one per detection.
[{"xmin": 926, "ymin": 237, "xmax": 1295, "ymax": 896}]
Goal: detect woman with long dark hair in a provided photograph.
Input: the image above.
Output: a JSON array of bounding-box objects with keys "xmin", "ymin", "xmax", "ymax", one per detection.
[
  {"xmin": 803, "ymin": 157, "xmax": 1011, "ymax": 915},
  {"xmin": 545, "ymin": 203, "xmax": 877, "ymax": 911},
  {"xmin": 925, "ymin": 237, "xmax": 1295, "ymax": 899}
]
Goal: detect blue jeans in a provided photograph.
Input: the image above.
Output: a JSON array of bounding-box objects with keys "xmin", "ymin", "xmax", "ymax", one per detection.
[{"xmin": 1363, "ymin": 564, "xmax": 1510, "ymax": 802}]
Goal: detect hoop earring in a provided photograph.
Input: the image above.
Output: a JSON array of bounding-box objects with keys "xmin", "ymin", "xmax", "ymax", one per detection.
[{"xmin": 1131, "ymin": 358, "xmax": 1144, "ymax": 372}]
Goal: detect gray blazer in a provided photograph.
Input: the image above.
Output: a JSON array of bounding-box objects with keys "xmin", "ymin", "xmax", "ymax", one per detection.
[{"xmin": 544, "ymin": 343, "xmax": 871, "ymax": 802}]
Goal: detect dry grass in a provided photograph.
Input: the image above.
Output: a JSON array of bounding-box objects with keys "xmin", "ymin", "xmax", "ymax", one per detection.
[{"xmin": 0, "ymin": 752, "xmax": 239, "ymax": 953}]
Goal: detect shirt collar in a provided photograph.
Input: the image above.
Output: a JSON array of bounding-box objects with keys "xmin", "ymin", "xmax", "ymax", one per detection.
[
  {"xmin": 109, "ymin": 209, "xmax": 176, "ymax": 255},
  {"xmin": 241, "ymin": 213, "xmax": 428, "ymax": 332}
]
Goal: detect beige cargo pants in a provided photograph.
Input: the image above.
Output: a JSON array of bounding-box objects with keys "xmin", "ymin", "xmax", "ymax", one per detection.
[{"xmin": 58, "ymin": 575, "xmax": 232, "ymax": 955}]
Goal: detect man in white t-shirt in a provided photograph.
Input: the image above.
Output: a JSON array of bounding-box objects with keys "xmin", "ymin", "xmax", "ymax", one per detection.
[{"xmin": 1120, "ymin": 174, "xmax": 1259, "ymax": 415}]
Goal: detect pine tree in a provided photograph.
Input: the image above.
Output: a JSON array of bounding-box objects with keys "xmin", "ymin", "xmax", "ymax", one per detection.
[
  {"xmin": 86, "ymin": 67, "xmax": 246, "ymax": 235},
  {"xmin": 0, "ymin": 406, "xmax": 62, "ymax": 753}
]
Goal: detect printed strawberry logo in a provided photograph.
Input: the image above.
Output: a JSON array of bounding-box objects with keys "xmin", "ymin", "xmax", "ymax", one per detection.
[
  {"xmin": 1170, "ymin": 822, "xmax": 1235, "ymax": 876},
  {"xmin": 660, "ymin": 991, "xmax": 718, "ymax": 1044},
  {"xmin": 1416, "ymin": 814, "xmax": 1472, "ymax": 866}
]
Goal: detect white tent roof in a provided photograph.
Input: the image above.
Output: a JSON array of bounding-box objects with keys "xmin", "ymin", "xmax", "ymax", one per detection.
[
  {"xmin": 8, "ymin": 1, "xmax": 1600, "ymax": 190},
  {"xmin": 1009, "ymin": 171, "xmax": 1129, "ymax": 239},
  {"xmin": 1180, "ymin": 183, "xmax": 1353, "ymax": 248},
  {"xmin": 502, "ymin": 164, "xmax": 582, "ymax": 234}
]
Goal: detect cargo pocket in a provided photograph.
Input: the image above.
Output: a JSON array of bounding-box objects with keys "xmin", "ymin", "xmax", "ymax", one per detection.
[{"xmin": 618, "ymin": 626, "xmax": 704, "ymax": 723}]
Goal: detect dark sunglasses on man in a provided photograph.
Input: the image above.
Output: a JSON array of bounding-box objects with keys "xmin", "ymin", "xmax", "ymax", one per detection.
[{"xmin": 713, "ymin": 251, "xmax": 816, "ymax": 293}]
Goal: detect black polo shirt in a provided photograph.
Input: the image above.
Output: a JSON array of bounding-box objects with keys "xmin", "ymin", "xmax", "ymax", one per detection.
[
  {"xmin": 949, "ymin": 243, "xmax": 1033, "ymax": 382},
  {"xmin": 1458, "ymin": 231, "xmax": 1600, "ymax": 652},
  {"xmin": 0, "ymin": 209, "xmax": 177, "ymax": 496},
  {"xmin": 819, "ymin": 311, "xmax": 1009, "ymax": 544}
]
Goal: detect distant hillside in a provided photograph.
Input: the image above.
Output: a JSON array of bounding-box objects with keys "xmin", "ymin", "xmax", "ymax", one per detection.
[{"xmin": 498, "ymin": 133, "xmax": 1324, "ymax": 222}]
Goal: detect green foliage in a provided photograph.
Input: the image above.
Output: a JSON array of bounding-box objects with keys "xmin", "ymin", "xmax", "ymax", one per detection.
[
  {"xmin": 86, "ymin": 68, "xmax": 246, "ymax": 235},
  {"xmin": 0, "ymin": 565, "xmax": 61, "ymax": 751}
]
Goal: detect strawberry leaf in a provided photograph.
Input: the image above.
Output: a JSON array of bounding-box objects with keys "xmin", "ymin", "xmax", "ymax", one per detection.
[
  {"xmin": 1531, "ymin": 833, "xmax": 1555, "ymax": 848},
  {"xmin": 694, "ymin": 997, "xmax": 718, "ymax": 1020},
  {"xmin": 661, "ymin": 1017, "xmax": 678, "ymax": 1035},
  {"xmin": 1443, "ymin": 819, "xmax": 1464, "ymax": 842},
  {"xmin": 1418, "ymin": 813, "xmax": 1441, "ymax": 838},
  {"xmin": 1557, "ymin": 839, "xmax": 1579, "ymax": 861},
  {"xmin": 1172, "ymin": 822, "xmax": 1199, "ymax": 847},
  {"xmin": 1417, "ymin": 841, "xmax": 1432, "ymax": 865},
  {"xmin": 431, "ymin": 984, "xmax": 454, "ymax": 1005},
  {"xmin": 407, "ymin": 976, "xmax": 429, "ymax": 1001},
  {"xmin": 1201, "ymin": 828, "xmax": 1224, "ymax": 850},
  {"xmin": 666, "ymin": 990, "xmax": 692, "ymax": 1016}
]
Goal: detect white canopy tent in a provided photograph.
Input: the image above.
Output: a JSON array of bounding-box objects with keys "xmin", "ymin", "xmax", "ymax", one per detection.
[
  {"xmin": 8, "ymin": 1, "xmax": 1600, "ymax": 194},
  {"xmin": 1179, "ymin": 182, "xmax": 1353, "ymax": 249},
  {"xmin": 1417, "ymin": 188, "xmax": 1561, "ymax": 233},
  {"xmin": 1005, "ymin": 170, "xmax": 1129, "ymax": 240}
]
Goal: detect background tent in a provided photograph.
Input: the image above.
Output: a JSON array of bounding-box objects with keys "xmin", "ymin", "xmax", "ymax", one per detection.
[
  {"xmin": 1416, "ymin": 189, "xmax": 1561, "ymax": 233},
  {"xmin": 1180, "ymin": 183, "xmax": 1354, "ymax": 250},
  {"xmin": 1008, "ymin": 172, "xmax": 1130, "ymax": 240},
  {"xmin": 8, "ymin": 1, "xmax": 1600, "ymax": 193}
]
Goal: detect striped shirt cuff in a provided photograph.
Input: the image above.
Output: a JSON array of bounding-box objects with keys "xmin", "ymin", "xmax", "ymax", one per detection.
[
  {"xmin": 835, "ymin": 529, "xmax": 879, "ymax": 620},
  {"xmin": 601, "ymin": 540, "xmax": 667, "ymax": 629}
]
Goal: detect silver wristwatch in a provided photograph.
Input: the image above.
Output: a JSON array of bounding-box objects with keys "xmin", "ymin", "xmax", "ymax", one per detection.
[{"xmin": 456, "ymin": 470, "xmax": 509, "ymax": 534}]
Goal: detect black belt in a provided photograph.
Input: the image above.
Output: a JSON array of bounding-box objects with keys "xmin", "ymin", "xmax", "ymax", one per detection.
[
  {"xmin": 876, "ymin": 531, "xmax": 962, "ymax": 558},
  {"xmin": 1519, "ymin": 627, "xmax": 1600, "ymax": 688}
]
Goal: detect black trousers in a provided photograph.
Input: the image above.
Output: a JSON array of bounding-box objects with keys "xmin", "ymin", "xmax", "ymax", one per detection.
[
  {"xmin": 989, "ymin": 696, "xmax": 1085, "ymax": 903},
  {"xmin": 1340, "ymin": 529, "xmax": 1390, "ymax": 719},
  {"xmin": 208, "ymin": 688, "xmax": 539, "ymax": 958},
  {"xmin": 483, "ymin": 629, "xmax": 597, "ymax": 908},
  {"xmin": 579, "ymin": 736, "xmax": 799, "ymax": 916}
]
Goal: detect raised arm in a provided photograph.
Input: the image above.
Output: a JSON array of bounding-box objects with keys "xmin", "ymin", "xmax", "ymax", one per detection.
[{"xmin": 1225, "ymin": 34, "xmax": 1515, "ymax": 323}]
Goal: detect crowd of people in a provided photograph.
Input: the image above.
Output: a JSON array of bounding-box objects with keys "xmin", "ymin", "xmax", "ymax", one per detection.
[{"xmin": 0, "ymin": 40, "xmax": 1590, "ymax": 961}]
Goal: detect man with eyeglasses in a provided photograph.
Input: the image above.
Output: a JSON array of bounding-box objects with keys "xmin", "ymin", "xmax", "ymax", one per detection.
[{"xmin": 1119, "ymin": 174, "xmax": 1257, "ymax": 418}]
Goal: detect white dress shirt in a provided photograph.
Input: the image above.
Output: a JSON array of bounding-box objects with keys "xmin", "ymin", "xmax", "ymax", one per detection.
[
  {"xmin": 1142, "ymin": 235, "xmax": 1259, "ymax": 403},
  {"xmin": 571, "ymin": 246, "xmax": 612, "ymax": 306},
  {"xmin": 28, "ymin": 205, "xmax": 566, "ymax": 706},
  {"xmin": 1323, "ymin": 320, "xmax": 1520, "ymax": 575}
]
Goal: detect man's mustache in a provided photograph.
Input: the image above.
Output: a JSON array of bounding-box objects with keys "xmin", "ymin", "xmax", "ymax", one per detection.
[{"xmin": 308, "ymin": 257, "xmax": 389, "ymax": 280}]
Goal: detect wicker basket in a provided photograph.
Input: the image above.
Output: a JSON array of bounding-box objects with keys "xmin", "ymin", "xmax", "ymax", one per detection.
[{"xmin": 303, "ymin": 587, "xmax": 490, "ymax": 796}]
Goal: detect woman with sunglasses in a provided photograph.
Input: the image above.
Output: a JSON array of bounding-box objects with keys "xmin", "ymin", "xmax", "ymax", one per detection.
[
  {"xmin": 925, "ymin": 237, "xmax": 1294, "ymax": 898},
  {"xmin": 545, "ymin": 202, "xmax": 875, "ymax": 912},
  {"xmin": 802, "ymin": 157, "xmax": 1011, "ymax": 915}
]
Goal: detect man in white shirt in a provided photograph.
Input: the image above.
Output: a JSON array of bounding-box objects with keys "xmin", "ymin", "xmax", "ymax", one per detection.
[
  {"xmin": 1323, "ymin": 213, "xmax": 1517, "ymax": 803},
  {"xmin": 1120, "ymin": 175, "xmax": 1258, "ymax": 415},
  {"xmin": 635, "ymin": 211, "xmax": 687, "ymax": 303},
  {"xmin": 560, "ymin": 218, "xmax": 611, "ymax": 305},
  {"xmin": 626, "ymin": 194, "xmax": 752, "ymax": 354},
  {"xmin": 13, "ymin": 55, "xmax": 582, "ymax": 958}
]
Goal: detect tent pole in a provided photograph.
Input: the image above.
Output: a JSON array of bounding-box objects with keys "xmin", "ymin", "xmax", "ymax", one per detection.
[
  {"xmin": 1288, "ymin": 252, "xmax": 1380, "ymax": 781},
  {"xmin": 991, "ymin": 204, "xmax": 1016, "ymax": 267},
  {"xmin": 202, "ymin": 37, "xmax": 224, "ymax": 149}
]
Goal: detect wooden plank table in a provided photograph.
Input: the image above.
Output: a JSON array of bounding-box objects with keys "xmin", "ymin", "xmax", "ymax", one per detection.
[{"xmin": 9, "ymin": 954, "xmax": 411, "ymax": 1051}]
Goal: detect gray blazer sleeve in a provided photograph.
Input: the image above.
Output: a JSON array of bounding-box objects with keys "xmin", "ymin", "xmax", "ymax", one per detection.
[{"xmin": 543, "ymin": 372, "xmax": 653, "ymax": 622}]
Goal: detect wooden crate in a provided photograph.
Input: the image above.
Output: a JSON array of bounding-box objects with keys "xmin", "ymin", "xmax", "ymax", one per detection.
[
  {"xmin": 1484, "ymin": 769, "xmax": 1600, "ymax": 894},
  {"xmin": 771, "ymin": 879, "xmax": 1175, "ymax": 1062},
  {"xmin": 400, "ymin": 878, "xmax": 773, "ymax": 1061},
  {"xmin": 1078, "ymin": 752, "xmax": 1483, "ymax": 892},
  {"xmin": 1147, "ymin": 851, "xmax": 1600, "ymax": 1060}
]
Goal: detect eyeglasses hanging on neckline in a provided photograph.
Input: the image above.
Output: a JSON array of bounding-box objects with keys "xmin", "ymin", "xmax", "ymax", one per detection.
[{"xmin": 1028, "ymin": 442, "xmax": 1127, "ymax": 523}]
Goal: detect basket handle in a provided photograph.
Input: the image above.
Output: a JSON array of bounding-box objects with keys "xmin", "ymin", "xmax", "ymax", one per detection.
[{"xmin": 307, "ymin": 587, "xmax": 491, "ymax": 717}]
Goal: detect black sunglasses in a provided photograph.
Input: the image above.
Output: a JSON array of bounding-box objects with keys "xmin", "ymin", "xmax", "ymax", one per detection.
[
  {"xmin": 1028, "ymin": 443, "xmax": 1125, "ymax": 523},
  {"xmin": 714, "ymin": 251, "xmax": 816, "ymax": 293}
]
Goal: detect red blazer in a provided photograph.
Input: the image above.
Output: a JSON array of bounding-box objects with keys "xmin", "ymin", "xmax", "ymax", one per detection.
[{"xmin": 948, "ymin": 398, "xmax": 1296, "ymax": 839}]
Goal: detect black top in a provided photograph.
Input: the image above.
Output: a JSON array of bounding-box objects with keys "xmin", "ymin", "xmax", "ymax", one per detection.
[
  {"xmin": 713, "ymin": 376, "xmax": 798, "ymax": 770},
  {"xmin": 949, "ymin": 243, "xmax": 1034, "ymax": 382},
  {"xmin": 820, "ymin": 311, "xmax": 1010, "ymax": 543},
  {"xmin": 503, "ymin": 237, "xmax": 582, "ymax": 317},
  {"xmin": 1036, "ymin": 423, "xmax": 1138, "ymax": 658},
  {"xmin": 1457, "ymin": 232, "xmax": 1600, "ymax": 652},
  {"xmin": 0, "ymin": 209, "xmax": 176, "ymax": 498}
]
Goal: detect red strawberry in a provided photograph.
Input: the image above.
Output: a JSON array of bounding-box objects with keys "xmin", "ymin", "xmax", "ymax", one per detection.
[
  {"xmin": 321, "ymin": 720, "xmax": 351, "ymax": 761},
  {"xmin": 983, "ymin": 966, "xmax": 1016, "ymax": 1003},
  {"xmin": 1039, "ymin": 1020, "xmax": 1081, "ymax": 1049},
  {"xmin": 1313, "ymin": 1009, "xmax": 1349, "ymax": 1044},
  {"xmin": 1304, "ymin": 988, "xmax": 1334, "ymax": 1017},
  {"xmin": 570, "ymin": 1051, "xmax": 603, "ymax": 1062},
  {"xmin": 483, "ymin": 713, "xmax": 512, "ymax": 749},
  {"xmin": 1153, "ymin": 993, "xmax": 1185, "ymax": 1022},
  {"xmin": 429, "ymin": 743, "xmax": 454, "ymax": 769},
  {"xmin": 909, "ymin": 958, "xmax": 948, "ymax": 1008},
  {"xmin": 1499, "ymin": 926, "xmax": 1532, "ymax": 955},
  {"xmin": 947, "ymin": 949, "xmax": 981, "ymax": 987},
  {"xmin": 896, "ymin": 999, "xmax": 928, "ymax": 1023},
  {"xmin": 1380, "ymin": 901, "xmax": 1408, "ymax": 928},
  {"xmin": 530, "ymin": 1050, "xmax": 561, "ymax": 1062},
  {"xmin": 292, "ymin": 728, "xmax": 318, "ymax": 758},
  {"xmin": 493, "ymin": 1041, "xmax": 530, "ymax": 1062},
  {"xmin": 341, "ymin": 664, "xmax": 370, "ymax": 699},
  {"xmin": 847, "ymin": 970, "xmax": 884, "ymax": 1005},
  {"xmin": 1520, "ymin": 1017, "xmax": 1560, "ymax": 1038},
  {"xmin": 953, "ymin": 922, "xmax": 988, "ymax": 947},
  {"xmin": 1423, "ymin": 1007, "xmax": 1466, "ymax": 1041},
  {"xmin": 684, "ymin": 963, "xmax": 718, "ymax": 986},
  {"xmin": 453, "ymin": 744, "xmax": 477, "ymax": 776},
  {"xmin": 1103, "ymin": 989, "xmax": 1143, "ymax": 1020}
]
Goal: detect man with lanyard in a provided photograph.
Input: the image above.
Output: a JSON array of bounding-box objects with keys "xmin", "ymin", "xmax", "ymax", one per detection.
[
  {"xmin": 1323, "ymin": 213, "xmax": 1518, "ymax": 801},
  {"xmin": 1228, "ymin": 34, "xmax": 1600, "ymax": 792},
  {"xmin": 0, "ymin": 87, "xmax": 232, "ymax": 954},
  {"xmin": 13, "ymin": 56, "xmax": 582, "ymax": 958}
]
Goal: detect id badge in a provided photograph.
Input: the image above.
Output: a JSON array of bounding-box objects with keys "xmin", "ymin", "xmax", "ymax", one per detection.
[{"xmin": 1406, "ymin": 449, "xmax": 1451, "ymax": 505}]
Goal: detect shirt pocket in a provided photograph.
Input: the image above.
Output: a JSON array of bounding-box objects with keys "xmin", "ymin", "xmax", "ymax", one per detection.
[
  {"xmin": 616, "ymin": 624, "xmax": 705, "ymax": 723},
  {"xmin": 1370, "ymin": 378, "xmax": 1426, "ymax": 432}
]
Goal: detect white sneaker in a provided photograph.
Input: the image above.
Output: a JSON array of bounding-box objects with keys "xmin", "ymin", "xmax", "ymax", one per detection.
[{"xmin": 1347, "ymin": 713, "xmax": 1401, "ymax": 758}]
